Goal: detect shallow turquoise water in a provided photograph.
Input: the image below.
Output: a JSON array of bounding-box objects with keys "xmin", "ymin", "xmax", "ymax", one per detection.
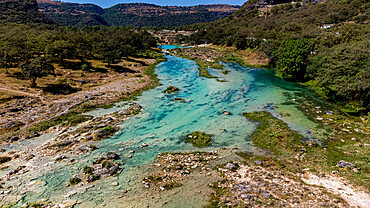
[
  {"xmin": 160, "ymin": 45, "xmax": 188, "ymax": 50},
  {"xmin": 28, "ymin": 53, "xmax": 325, "ymax": 205}
]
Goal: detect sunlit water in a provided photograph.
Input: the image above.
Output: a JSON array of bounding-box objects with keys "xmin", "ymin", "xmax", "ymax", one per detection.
[{"xmin": 14, "ymin": 52, "xmax": 327, "ymax": 206}]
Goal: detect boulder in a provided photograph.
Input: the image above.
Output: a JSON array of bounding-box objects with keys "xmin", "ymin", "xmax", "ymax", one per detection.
[
  {"xmin": 106, "ymin": 152, "xmax": 119, "ymax": 160},
  {"xmin": 32, "ymin": 132, "xmax": 40, "ymax": 137},
  {"xmin": 109, "ymin": 166, "xmax": 120, "ymax": 175},
  {"xmin": 225, "ymin": 162, "xmax": 239, "ymax": 171},
  {"xmin": 24, "ymin": 154, "xmax": 35, "ymax": 161},
  {"xmin": 96, "ymin": 129, "xmax": 107, "ymax": 137},
  {"xmin": 9, "ymin": 137, "xmax": 19, "ymax": 142},
  {"xmin": 254, "ymin": 160, "xmax": 262, "ymax": 165},
  {"xmin": 93, "ymin": 168, "xmax": 110, "ymax": 177},
  {"xmin": 55, "ymin": 155, "xmax": 67, "ymax": 161},
  {"xmin": 5, "ymin": 121, "xmax": 24, "ymax": 130},
  {"xmin": 337, "ymin": 160, "xmax": 356, "ymax": 169}
]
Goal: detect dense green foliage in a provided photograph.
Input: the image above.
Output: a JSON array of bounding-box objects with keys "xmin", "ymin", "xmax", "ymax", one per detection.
[
  {"xmin": 277, "ymin": 39, "xmax": 312, "ymax": 81},
  {"xmin": 307, "ymin": 40, "xmax": 370, "ymax": 112},
  {"xmin": 0, "ymin": 24, "xmax": 157, "ymax": 86},
  {"xmin": 182, "ymin": 0, "xmax": 369, "ymax": 113},
  {"xmin": 0, "ymin": 0, "xmax": 53, "ymax": 24},
  {"xmin": 38, "ymin": 2, "xmax": 240, "ymax": 28}
]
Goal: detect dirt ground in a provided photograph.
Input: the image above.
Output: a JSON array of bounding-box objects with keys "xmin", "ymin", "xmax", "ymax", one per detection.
[{"xmin": 0, "ymin": 57, "xmax": 156, "ymax": 141}]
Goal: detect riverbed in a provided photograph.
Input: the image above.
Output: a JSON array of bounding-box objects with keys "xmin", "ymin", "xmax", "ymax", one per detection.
[{"xmin": 5, "ymin": 50, "xmax": 328, "ymax": 207}]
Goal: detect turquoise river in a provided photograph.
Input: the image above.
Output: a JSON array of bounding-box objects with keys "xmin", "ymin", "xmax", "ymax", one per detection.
[{"xmin": 11, "ymin": 49, "xmax": 329, "ymax": 207}]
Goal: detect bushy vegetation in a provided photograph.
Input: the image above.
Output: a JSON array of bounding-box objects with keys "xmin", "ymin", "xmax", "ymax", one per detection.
[
  {"xmin": 69, "ymin": 177, "xmax": 81, "ymax": 185},
  {"xmin": 0, "ymin": 24, "xmax": 157, "ymax": 87},
  {"xmin": 184, "ymin": 131, "xmax": 214, "ymax": 148},
  {"xmin": 181, "ymin": 0, "xmax": 370, "ymax": 113}
]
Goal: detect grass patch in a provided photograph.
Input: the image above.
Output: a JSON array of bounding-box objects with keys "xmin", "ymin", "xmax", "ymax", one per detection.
[
  {"xmin": 83, "ymin": 166, "xmax": 94, "ymax": 174},
  {"xmin": 163, "ymin": 182, "xmax": 183, "ymax": 190},
  {"xmin": 97, "ymin": 104, "xmax": 115, "ymax": 109},
  {"xmin": 221, "ymin": 70, "xmax": 230, "ymax": 75},
  {"xmin": 243, "ymin": 111, "xmax": 305, "ymax": 155},
  {"xmin": 242, "ymin": 111, "xmax": 370, "ymax": 188},
  {"xmin": 210, "ymin": 62, "xmax": 224, "ymax": 70},
  {"xmin": 184, "ymin": 131, "xmax": 213, "ymax": 148},
  {"xmin": 196, "ymin": 60, "xmax": 218, "ymax": 79},
  {"xmin": 69, "ymin": 177, "xmax": 81, "ymax": 185},
  {"xmin": 28, "ymin": 113, "xmax": 93, "ymax": 133}
]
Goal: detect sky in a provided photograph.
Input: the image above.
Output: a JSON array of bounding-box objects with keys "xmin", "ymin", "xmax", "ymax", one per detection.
[{"xmin": 60, "ymin": 0, "xmax": 246, "ymax": 8}]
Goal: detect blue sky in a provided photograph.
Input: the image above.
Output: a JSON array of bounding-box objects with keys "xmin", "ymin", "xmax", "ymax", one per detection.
[{"xmin": 61, "ymin": 0, "xmax": 246, "ymax": 8}]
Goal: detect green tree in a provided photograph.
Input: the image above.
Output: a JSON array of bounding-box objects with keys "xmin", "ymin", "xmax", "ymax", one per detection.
[
  {"xmin": 21, "ymin": 57, "xmax": 55, "ymax": 87},
  {"xmin": 0, "ymin": 46, "xmax": 19, "ymax": 74},
  {"xmin": 96, "ymin": 38, "xmax": 122, "ymax": 66},
  {"xmin": 307, "ymin": 40, "xmax": 370, "ymax": 112},
  {"xmin": 46, "ymin": 40, "xmax": 76, "ymax": 64},
  {"xmin": 276, "ymin": 39, "xmax": 312, "ymax": 81}
]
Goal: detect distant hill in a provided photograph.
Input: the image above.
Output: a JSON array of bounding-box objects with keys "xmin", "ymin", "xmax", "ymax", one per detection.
[
  {"xmin": 37, "ymin": 1, "xmax": 107, "ymax": 26},
  {"xmin": 0, "ymin": 0, "xmax": 54, "ymax": 24},
  {"xmin": 37, "ymin": 1, "xmax": 240, "ymax": 27}
]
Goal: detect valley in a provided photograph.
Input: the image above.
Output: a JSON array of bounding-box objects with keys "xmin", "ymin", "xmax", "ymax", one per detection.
[{"xmin": 0, "ymin": 0, "xmax": 369, "ymax": 207}]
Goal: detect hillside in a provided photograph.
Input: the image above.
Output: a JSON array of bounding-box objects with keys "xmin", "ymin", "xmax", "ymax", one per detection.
[
  {"xmin": 37, "ymin": 0, "xmax": 108, "ymax": 26},
  {"xmin": 0, "ymin": 0, "xmax": 54, "ymax": 24},
  {"xmin": 181, "ymin": 0, "xmax": 369, "ymax": 113},
  {"xmin": 37, "ymin": 1, "xmax": 240, "ymax": 27}
]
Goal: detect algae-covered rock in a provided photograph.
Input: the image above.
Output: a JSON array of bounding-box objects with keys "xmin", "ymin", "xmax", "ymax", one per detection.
[
  {"xmin": 184, "ymin": 131, "xmax": 213, "ymax": 148},
  {"xmin": 173, "ymin": 97, "xmax": 185, "ymax": 102},
  {"xmin": 163, "ymin": 86, "xmax": 180, "ymax": 93}
]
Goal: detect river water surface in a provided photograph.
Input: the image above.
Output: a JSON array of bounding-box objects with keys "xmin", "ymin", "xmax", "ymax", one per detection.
[{"xmin": 17, "ymin": 50, "xmax": 327, "ymax": 206}]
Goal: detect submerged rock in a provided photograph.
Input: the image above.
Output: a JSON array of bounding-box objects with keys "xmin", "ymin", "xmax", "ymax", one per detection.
[
  {"xmin": 173, "ymin": 97, "xmax": 185, "ymax": 102},
  {"xmin": 222, "ymin": 111, "xmax": 231, "ymax": 115}
]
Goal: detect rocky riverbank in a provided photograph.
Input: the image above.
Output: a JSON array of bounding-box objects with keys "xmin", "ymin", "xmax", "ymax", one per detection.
[{"xmin": 0, "ymin": 52, "xmax": 166, "ymax": 207}]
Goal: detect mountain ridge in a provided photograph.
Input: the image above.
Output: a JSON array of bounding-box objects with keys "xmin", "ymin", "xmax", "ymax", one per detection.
[
  {"xmin": 0, "ymin": 0, "xmax": 54, "ymax": 24},
  {"xmin": 37, "ymin": 1, "xmax": 241, "ymax": 27}
]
